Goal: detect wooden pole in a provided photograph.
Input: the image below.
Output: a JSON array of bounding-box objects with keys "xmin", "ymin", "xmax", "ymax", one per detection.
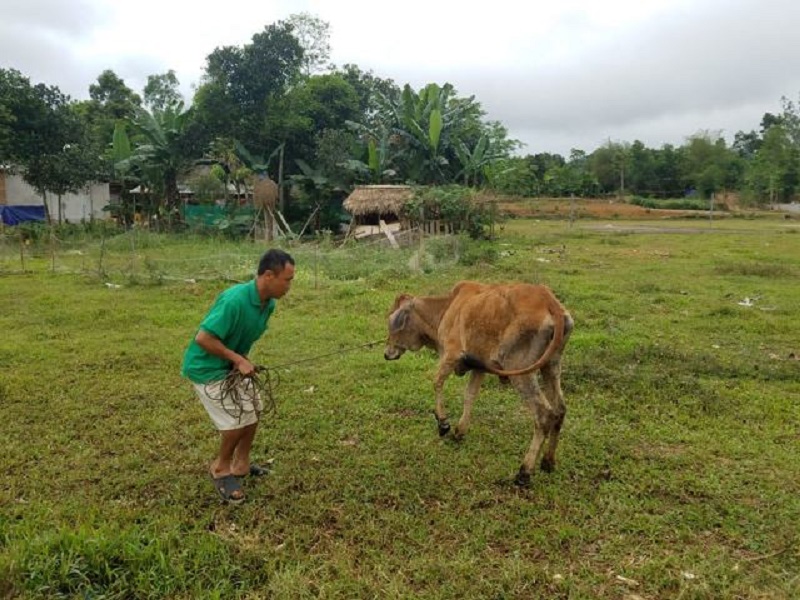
[
  {"xmin": 278, "ymin": 145, "xmax": 285, "ymax": 214},
  {"xmin": 569, "ymin": 193, "xmax": 575, "ymax": 228},
  {"xmin": 298, "ymin": 204, "xmax": 321, "ymax": 238},
  {"xmin": 19, "ymin": 229, "xmax": 25, "ymax": 272},
  {"xmin": 50, "ymin": 223, "xmax": 56, "ymax": 272}
]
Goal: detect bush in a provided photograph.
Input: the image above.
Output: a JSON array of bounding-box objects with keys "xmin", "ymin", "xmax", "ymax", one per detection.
[
  {"xmin": 402, "ymin": 185, "xmax": 498, "ymax": 239},
  {"xmin": 630, "ymin": 196, "xmax": 712, "ymax": 211}
]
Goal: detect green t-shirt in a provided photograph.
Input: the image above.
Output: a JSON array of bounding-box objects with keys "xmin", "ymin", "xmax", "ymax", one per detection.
[{"xmin": 181, "ymin": 279, "xmax": 276, "ymax": 383}]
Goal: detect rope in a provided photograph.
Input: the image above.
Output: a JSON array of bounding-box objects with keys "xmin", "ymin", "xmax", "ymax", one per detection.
[
  {"xmin": 261, "ymin": 339, "xmax": 385, "ymax": 371},
  {"xmin": 203, "ymin": 368, "xmax": 279, "ymax": 423},
  {"xmin": 202, "ymin": 339, "xmax": 385, "ymax": 424}
]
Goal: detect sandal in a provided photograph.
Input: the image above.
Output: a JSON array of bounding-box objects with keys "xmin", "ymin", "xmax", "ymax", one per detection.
[
  {"xmin": 247, "ymin": 464, "xmax": 271, "ymax": 477},
  {"xmin": 232, "ymin": 461, "xmax": 273, "ymax": 478},
  {"xmin": 210, "ymin": 473, "xmax": 245, "ymax": 504}
]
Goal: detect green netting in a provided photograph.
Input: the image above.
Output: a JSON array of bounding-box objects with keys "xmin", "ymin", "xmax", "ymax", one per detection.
[{"xmin": 183, "ymin": 204, "xmax": 256, "ymax": 227}]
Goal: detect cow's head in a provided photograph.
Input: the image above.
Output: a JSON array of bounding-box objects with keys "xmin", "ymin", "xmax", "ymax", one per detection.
[{"xmin": 384, "ymin": 293, "xmax": 422, "ymax": 360}]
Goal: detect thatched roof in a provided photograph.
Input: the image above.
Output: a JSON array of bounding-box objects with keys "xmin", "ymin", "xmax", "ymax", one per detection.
[
  {"xmin": 253, "ymin": 177, "xmax": 278, "ymax": 209},
  {"xmin": 343, "ymin": 185, "xmax": 413, "ymax": 216}
]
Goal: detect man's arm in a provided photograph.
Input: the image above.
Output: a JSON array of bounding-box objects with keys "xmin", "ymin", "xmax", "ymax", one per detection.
[{"xmin": 195, "ymin": 330, "xmax": 255, "ymax": 376}]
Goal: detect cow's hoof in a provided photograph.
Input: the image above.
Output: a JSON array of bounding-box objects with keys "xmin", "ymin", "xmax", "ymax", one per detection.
[
  {"xmin": 540, "ymin": 457, "xmax": 555, "ymax": 473},
  {"xmin": 514, "ymin": 468, "xmax": 531, "ymax": 487},
  {"xmin": 437, "ymin": 421, "xmax": 451, "ymax": 437}
]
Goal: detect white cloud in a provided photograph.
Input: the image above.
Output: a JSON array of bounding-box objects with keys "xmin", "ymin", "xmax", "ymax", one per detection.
[{"xmin": 2, "ymin": 0, "xmax": 799, "ymax": 155}]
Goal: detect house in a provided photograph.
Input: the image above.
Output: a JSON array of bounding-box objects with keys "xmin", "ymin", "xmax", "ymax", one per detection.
[{"xmin": 0, "ymin": 168, "xmax": 111, "ymax": 225}]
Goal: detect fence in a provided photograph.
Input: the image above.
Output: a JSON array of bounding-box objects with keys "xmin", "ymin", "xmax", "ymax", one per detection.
[{"xmin": 0, "ymin": 224, "xmax": 469, "ymax": 286}]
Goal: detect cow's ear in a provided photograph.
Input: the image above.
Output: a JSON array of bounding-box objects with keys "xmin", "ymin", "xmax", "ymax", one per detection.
[
  {"xmin": 393, "ymin": 293, "xmax": 412, "ymax": 309},
  {"xmin": 389, "ymin": 307, "xmax": 409, "ymax": 332}
]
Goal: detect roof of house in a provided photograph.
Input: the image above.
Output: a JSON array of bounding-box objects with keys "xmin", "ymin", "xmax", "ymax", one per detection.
[{"xmin": 343, "ymin": 185, "xmax": 413, "ymax": 216}]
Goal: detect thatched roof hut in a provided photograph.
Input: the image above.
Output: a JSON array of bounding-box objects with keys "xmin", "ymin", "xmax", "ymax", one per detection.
[{"xmin": 343, "ymin": 185, "xmax": 413, "ymax": 221}]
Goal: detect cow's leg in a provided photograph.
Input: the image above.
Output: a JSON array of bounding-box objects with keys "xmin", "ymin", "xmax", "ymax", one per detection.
[
  {"xmin": 540, "ymin": 314, "xmax": 573, "ymax": 472},
  {"xmin": 433, "ymin": 360, "xmax": 456, "ymax": 436},
  {"xmin": 454, "ymin": 370, "xmax": 485, "ymax": 440},
  {"xmin": 539, "ymin": 361, "xmax": 566, "ymax": 473},
  {"xmin": 510, "ymin": 374, "xmax": 553, "ymax": 487}
]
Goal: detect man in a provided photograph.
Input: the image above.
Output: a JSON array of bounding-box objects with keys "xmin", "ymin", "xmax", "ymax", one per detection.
[{"xmin": 182, "ymin": 249, "xmax": 295, "ymax": 504}]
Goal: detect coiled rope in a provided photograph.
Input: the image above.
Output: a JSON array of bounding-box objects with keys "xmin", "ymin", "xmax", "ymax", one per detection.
[{"xmin": 203, "ymin": 339, "xmax": 385, "ymax": 423}]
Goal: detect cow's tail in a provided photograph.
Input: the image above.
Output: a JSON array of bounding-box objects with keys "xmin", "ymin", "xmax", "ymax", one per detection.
[{"xmin": 461, "ymin": 301, "xmax": 566, "ymax": 377}]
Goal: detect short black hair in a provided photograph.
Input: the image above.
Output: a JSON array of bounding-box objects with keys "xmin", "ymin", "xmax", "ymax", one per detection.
[{"xmin": 257, "ymin": 249, "xmax": 295, "ymax": 276}]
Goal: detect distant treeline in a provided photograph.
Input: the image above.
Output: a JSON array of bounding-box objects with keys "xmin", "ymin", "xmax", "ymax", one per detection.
[{"xmin": 2, "ymin": 12, "xmax": 798, "ymax": 231}]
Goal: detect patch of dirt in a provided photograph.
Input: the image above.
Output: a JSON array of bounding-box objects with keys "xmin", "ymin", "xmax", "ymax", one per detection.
[{"xmin": 496, "ymin": 198, "xmax": 704, "ymax": 219}]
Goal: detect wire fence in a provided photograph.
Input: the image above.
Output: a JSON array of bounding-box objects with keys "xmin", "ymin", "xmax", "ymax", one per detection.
[{"xmin": 0, "ymin": 224, "xmax": 470, "ymax": 285}]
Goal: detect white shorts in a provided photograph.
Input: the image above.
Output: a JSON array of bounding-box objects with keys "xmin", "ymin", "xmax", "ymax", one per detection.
[{"xmin": 193, "ymin": 378, "xmax": 263, "ymax": 431}]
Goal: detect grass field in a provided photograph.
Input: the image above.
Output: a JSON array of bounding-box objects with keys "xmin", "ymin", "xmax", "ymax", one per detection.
[{"xmin": 1, "ymin": 217, "xmax": 799, "ymax": 599}]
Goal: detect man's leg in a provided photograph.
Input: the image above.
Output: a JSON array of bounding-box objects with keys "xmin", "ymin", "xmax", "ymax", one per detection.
[
  {"xmin": 231, "ymin": 422, "xmax": 258, "ymax": 477},
  {"xmin": 209, "ymin": 427, "xmax": 248, "ymax": 502},
  {"xmin": 210, "ymin": 426, "xmax": 249, "ymax": 476}
]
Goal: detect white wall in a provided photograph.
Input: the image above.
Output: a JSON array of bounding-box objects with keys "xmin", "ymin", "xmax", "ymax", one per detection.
[
  {"xmin": 2, "ymin": 172, "xmax": 110, "ymax": 221},
  {"xmin": 44, "ymin": 183, "xmax": 110, "ymax": 222},
  {"xmin": 4, "ymin": 172, "xmax": 43, "ymax": 206}
]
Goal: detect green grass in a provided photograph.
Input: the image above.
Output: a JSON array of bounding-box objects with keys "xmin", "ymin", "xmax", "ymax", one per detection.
[{"xmin": 1, "ymin": 218, "xmax": 799, "ymax": 599}]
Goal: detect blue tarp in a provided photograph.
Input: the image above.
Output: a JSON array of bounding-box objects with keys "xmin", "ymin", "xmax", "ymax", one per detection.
[{"xmin": 0, "ymin": 205, "xmax": 46, "ymax": 226}]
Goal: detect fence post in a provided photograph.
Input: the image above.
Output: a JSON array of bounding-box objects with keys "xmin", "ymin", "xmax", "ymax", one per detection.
[
  {"xmin": 50, "ymin": 223, "xmax": 56, "ymax": 272},
  {"xmin": 569, "ymin": 194, "xmax": 576, "ymax": 228},
  {"xmin": 19, "ymin": 229, "xmax": 25, "ymax": 272},
  {"xmin": 709, "ymin": 193, "xmax": 714, "ymax": 225},
  {"xmin": 419, "ymin": 206, "xmax": 425, "ymax": 261},
  {"xmin": 98, "ymin": 228, "xmax": 106, "ymax": 278}
]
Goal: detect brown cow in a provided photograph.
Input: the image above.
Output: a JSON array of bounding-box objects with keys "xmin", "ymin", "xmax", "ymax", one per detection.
[{"xmin": 384, "ymin": 281, "xmax": 573, "ymax": 486}]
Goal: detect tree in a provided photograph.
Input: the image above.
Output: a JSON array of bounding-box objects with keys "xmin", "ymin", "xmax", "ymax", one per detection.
[
  {"xmin": 733, "ymin": 130, "xmax": 761, "ymax": 159},
  {"xmin": 24, "ymin": 141, "xmax": 99, "ymax": 223},
  {"xmin": 375, "ymin": 82, "xmax": 485, "ymax": 184},
  {"xmin": 0, "ymin": 69, "xmax": 99, "ymax": 220},
  {"xmin": 651, "ymin": 144, "xmax": 684, "ymax": 198},
  {"xmin": 747, "ymin": 124, "xmax": 798, "ymax": 204},
  {"xmin": 550, "ymin": 149, "xmax": 597, "ymax": 197},
  {"xmin": 266, "ymin": 74, "xmax": 360, "ymax": 161},
  {"xmin": 286, "ymin": 12, "xmax": 331, "ymax": 77},
  {"xmin": 1, "ymin": 68, "xmax": 45, "ymax": 165},
  {"xmin": 484, "ymin": 156, "xmax": 537, "ymax": 196},
  {"xmin": 333, "ymin": 64, "xmax": 400, "ymax": 131},
  {"xmin": 589, "ymin": 142, "xmax": 624, "ymax": 194},
  {"xmin": 454, "ymin": 134, "xmax": 491, "ymax": 186},
  {"xmin": 203, "ymin": 137, "xmax": 250, "ymax": 203},
  {"xmin": 144, "ymin": 70, "xmax": 183, "ymax": 112},
  {"xmin": 315, "ymin": 128, "xmax": 360, "ymax": 183},
  {"xmin": 682, "ymin": 132, "xmax": 740, "ymax": 198},
  {"xmin": 73, "ymin": 70, "xmax": 142, "ymax": 177},
  {"xmin": 343, "ymin": 129, "xmax": 397, "ymax": 184},
  {"xmin": 121, "ymin": 102, "xmax": 196, "ymax": 217},
  {"xmin": 195, "ymin": 21, "xmax": 304, "ymax": 146},
  {"xmin": 527, "ymin": 153, "xmax": 565, "ymax": 196},
  {"xmin": 627, "ymin": 140, "xmax": 656, "ymax": 196}
]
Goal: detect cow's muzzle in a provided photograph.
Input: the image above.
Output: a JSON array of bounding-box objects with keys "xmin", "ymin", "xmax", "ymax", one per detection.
[{"xmin": 384, "ymin": 345, "xmax": 404, "ymax": 360}]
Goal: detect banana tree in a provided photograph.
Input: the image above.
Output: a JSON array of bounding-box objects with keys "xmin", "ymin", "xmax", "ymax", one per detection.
[
  {"xmin": 234, "ymin": 140, "xmax": 287, "ymax": 204},
  {"xmin": 380, "ymin": 83, "xmax": 481, "ymax": 183},
  {"xmin": 342, "ymin": 121, "xmax": 397, "ymax": 183},
  {"xmin": 121, "ymin": 102, "xmax": 195, "ymax": 217},
  {"xmin": 454, "ymin": 133, "xmax": 502, "ymax": 187},
  {"xmin": 110, "ymin": 120, "xmax": 136, "ymax": 224},
  {"xmin": 290, "ymin": 158, "xmax": 350, "ymax": 233}
]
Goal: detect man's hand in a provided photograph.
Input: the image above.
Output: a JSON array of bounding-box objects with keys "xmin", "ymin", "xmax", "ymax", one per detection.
[
  {"xmin": 235, "ymin": 357, "xmax": 256, "ymax": 377},
  {"xmin": 195, "ymin": 330, "xmax": 255, "ymax": 376}
]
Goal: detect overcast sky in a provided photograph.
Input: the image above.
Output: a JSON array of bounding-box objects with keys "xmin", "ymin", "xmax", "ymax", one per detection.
[{"xmin": 3, "ymin": 0, "xmax": 800, "ymax": 156}]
